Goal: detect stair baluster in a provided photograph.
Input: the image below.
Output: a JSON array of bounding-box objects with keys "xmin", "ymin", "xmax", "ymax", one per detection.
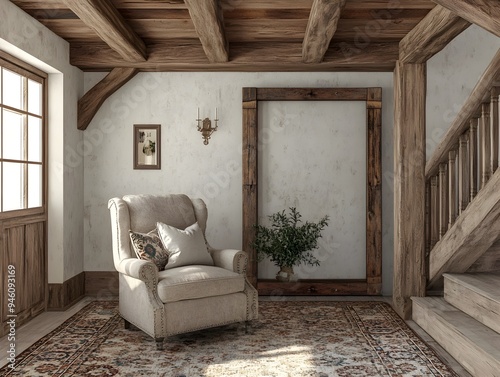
[
  {"xmin": 458, "ymin": 134, "xmax": 469, "ymax": 213},
  {"xmin": 481, "ymin": 103, "xmax": 491, "ymax": 188},
  {"xmin": 439, "ymin": 164, "xmax": 448, "ymax": 238},
  {"xmin": 448, "ymin": 150, "xmax": 457, "ymax": 229},
  {"xmin": 469, "ymin": 118, "xmax": 478, "ymax": 201},
  {"xmin": 430, "ymin": 176, "xmax": 439, "ymax": 248},
  {"xmin": 491, "ymin": 88, "xmax": 499, "ymax": 174}
]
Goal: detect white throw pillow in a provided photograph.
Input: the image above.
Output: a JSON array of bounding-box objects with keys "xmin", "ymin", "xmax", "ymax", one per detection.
[{"xmin": 157, "ymin": 221, "xmax": 214, "ymax": 270}]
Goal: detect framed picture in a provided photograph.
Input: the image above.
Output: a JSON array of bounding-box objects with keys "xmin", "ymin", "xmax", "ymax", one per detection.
[{"xmin": 133, "ymin": 124, "xmax": 161, "ymax": 169}]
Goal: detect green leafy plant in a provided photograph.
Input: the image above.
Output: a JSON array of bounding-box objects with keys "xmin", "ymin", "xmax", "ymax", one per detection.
[
  {"xmin": 143, "ymin": 140, "xmax": 155, "ymax": 156},
  {"xmin": 253, "ymin": 207, "xmax": 329, "ymax": 269}
]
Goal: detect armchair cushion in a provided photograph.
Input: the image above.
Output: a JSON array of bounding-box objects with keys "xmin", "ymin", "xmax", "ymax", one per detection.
[
  {"xmin": 129, "ymin": 230, "xmax": 169, "ymax": 270},
  {"xmin": 157, "ymin": 222, "xmax": 213, "ymax": 270},
  {"xmin": 157, "ymin": 265, "xmax": 245, "ymax": 303}
]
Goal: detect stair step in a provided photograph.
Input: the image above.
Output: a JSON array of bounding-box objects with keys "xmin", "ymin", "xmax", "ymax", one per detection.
[
  {"xmin": 412, "ymin": 297, "xmax": 500, "ymax": 377},
  {"xmin": 444, "ymin": 273, "xmax": 500, "ymax": 334}
]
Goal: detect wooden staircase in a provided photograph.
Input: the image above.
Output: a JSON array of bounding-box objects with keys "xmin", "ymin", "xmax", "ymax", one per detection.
[
  {"xmin": 412, "ymin": 273, "xmax": 500, "ymax": 376},
  {"xmin": 410, "ymin": 49, "xmax": 500, "ymax": 377}
]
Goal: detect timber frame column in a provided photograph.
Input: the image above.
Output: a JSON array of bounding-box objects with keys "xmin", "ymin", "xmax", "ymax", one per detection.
[
  {"xmin": 242, "ymin": 88, "xmax": 258, "ymax": 287},
  {"xmin": 393, "ymin": 62, "xmax": 427, "ymax": 319}
]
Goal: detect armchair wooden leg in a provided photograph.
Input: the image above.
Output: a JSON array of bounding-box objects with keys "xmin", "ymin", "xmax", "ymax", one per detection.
[
  {"xmin": 245, "ymin": 321, "xmax": 252, "ymax": 334},
  {"xmin": 155, "ymin": 338, "xmax": 165, "ymax": 350},
  {"xmin": 124, "ymin": 319, "xmax": 131, "ymax": 329}
]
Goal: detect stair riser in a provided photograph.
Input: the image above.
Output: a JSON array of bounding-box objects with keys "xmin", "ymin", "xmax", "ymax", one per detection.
[
  {"xmin": 412, "ymin": 299, "xmax": 500, "ymax": 377},
  {"xmin": 445, "ymin": 277, "xmax": 500, "ymax": 334}
]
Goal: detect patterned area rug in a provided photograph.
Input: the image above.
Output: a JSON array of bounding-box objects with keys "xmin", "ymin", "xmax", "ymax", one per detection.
[{"xmin": 2, "ymin": 300, "xmax": 457, "ymax": 376}]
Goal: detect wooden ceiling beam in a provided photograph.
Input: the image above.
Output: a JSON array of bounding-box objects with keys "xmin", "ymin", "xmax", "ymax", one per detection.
[
  {"xmin": 78, "ymin": 68, "xmax": 138, "ymax": 130},
  {"xmin": 432, "ymin": 0, "xmax": 500, "ymax": 38},
  {"xmin": 399, "ymin": 5, "xmax": 470, "ymax": 64},
  {"xmin": 62, "ymin": 0, "xmax": 147, "ymax": 62},
  {"xmin": 184, "ymin": 0, "xmax": 228, "ymax": 63},
  {"xmin": 302, "ymin": 0, "xmax": 346, "ymax": 63},
  {"xmin": 70, "ymin": 42, "xmax": 399, "ymax": 72}
]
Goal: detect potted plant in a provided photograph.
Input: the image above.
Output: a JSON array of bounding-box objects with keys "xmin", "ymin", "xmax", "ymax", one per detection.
[{"xmin": 252, "ymin": 207, "xmax": 329, "ymax": 282}]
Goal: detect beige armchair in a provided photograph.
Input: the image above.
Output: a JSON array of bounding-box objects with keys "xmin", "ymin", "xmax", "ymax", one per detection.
[{"xmin": 108, "ymin": 194, "xmax": 258, "ymax": 349}]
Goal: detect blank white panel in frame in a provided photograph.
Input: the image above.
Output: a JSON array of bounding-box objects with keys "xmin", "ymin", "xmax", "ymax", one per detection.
[{"xmin": 257, "ymin": 101, "xmax": 367, "ymax": 280}]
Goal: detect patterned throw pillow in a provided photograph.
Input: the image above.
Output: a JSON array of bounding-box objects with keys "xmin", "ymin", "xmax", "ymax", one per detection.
[{"xmin": 129, "ymin": 230, "xmax": 169, "ymax": 270}]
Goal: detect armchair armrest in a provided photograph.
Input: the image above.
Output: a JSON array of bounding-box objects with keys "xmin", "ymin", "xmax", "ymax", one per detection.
[
  {"xmin": 117, "ymin": 258, "xmax": 158, "ymax": 287},
  {"xmin": 209, "ymin": 248, "xmax": 248, "ymax": 274}
]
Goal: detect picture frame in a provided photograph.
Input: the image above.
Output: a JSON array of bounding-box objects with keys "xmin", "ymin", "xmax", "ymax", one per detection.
[{"xmin": 133, "ymin": 124, "xmax": 161, "ymax": 170}]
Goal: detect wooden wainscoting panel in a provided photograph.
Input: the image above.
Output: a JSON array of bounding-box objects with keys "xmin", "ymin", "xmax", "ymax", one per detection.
[
  {"xmin": 25, "ymin": 222, "xmax": 46, "ymax": 317},
  {"xmin": 1, "ymin": 221, "xmax": 47, "ymax": 336},
  {"xmin": 258, "ymin": 280, "xmax": 368, "ymax": 296},
  {"xmin": 85, "ymin": 271, "xmax": 119, "ymax": 297},
  {"xmin": 1, "ymin": 226, "xmax": 25, "ymax": 336},
  {"xmin": 48, "ymin": 272, "xmax": 85, "ymax": 311}
]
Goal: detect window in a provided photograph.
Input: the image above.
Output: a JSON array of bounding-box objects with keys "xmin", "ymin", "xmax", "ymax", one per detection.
[{"xmin": 0, "ymin": 52, "xmax": 46, "ymax": 214}]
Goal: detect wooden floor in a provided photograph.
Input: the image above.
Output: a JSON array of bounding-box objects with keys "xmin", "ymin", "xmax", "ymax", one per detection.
[{"xmin": 0, "ymin": 296, "xmax": 470, "ymax": 375}]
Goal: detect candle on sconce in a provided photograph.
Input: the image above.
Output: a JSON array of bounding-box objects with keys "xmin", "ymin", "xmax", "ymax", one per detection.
[
  {"xmin": 215, "ymin": 107, "xmax": 218, "ymax": 120},
  {"xmin": 197, "ymin": 107, "xmax": 200, "ymax": 120}
]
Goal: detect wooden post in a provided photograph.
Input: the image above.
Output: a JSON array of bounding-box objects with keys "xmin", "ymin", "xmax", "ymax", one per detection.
[
  {"xmin": 481, "ymin": 103, "xmax": 491, "ymax": 188},
  {"xmin": 393, "ymin": 61, "xmax": 426, "ymax": 319},
  {"xmin": 439, "ymin": 163, "xmax": 448, "ymax": 238},
  {"xmin": 458, "ymin": 134, "xmax": 470, "ymax": 213},
  {"xmin": 470, "ymin": 118, "xmax": 479, "ymax": 201},
  {"xmin": 491, "ymin": 88, "xmax": 499, "ymax": 174},
  {"xmin": 431, "ymin": 176, "xmax": 439, "ymax": 248},
  {"xmin": 448, "ymin": 150, "xmax": 457, "ymax": 228},
  {"xmin": 242, "ymin": 88, "xmax": 258, "ymax": 286}
]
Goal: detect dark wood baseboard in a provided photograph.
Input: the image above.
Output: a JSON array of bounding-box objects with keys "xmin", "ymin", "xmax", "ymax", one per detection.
[
  {"xmin": 48, "ymin": 272, "xmax": 85, "ymax": 310},
  {"xmin": 85, "ymin": 271, "xmax": 119, "ymax": 297},
  {"xmin": 257, "ymin": 279, "xmax": 377, "ymax": 296}
]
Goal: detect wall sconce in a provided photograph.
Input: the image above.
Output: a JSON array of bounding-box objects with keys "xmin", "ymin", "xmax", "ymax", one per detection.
[{"xmin": 196, "ymin": 107, "xmax": 218, "ymax": 145}]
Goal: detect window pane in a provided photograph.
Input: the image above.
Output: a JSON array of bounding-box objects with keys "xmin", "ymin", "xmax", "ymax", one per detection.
[
  {"xmin": 3, "ymin": 162, "xmax": 24, "ymax": 211},
  {"xmin": 28, "ymin": 116, "xmax": 42, "ymax": 162},
  {"xmin": 3, "ymin": 109, "xmax": 24, "ymax": 160},
  {"xmin": 28, "ymin": 164, "xmax": 42, "ymax": 208},
  {"xmin": 3, "ymin": 69, "xmax": 23, "ymax": 110},
  {"xmin": 28, "ymin": 79, "xmax": 42, "ymax": 115}
]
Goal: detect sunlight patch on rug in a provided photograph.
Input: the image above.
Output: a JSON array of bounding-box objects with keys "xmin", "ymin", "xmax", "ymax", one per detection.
[{"xmin": 1, "ymin": 300, "xmax": 458, "ymax": 376}]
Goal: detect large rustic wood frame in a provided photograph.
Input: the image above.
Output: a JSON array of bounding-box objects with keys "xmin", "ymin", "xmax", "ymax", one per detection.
[{"xmin": 242, "ymin": 87, "xmax": 382, "ymax": 296}]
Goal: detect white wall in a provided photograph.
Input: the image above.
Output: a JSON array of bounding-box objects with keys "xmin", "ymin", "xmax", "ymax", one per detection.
[
  {"xmin": 427, "ymin": 25, "xmax": 500, "ymax": 159},
  {"xmin": 0, "ymin": 0, "xmax": 84, "ymax": 283},
  {"xmin": 83, "ymin": 72, "xmax": 395, "ymax": 294}
]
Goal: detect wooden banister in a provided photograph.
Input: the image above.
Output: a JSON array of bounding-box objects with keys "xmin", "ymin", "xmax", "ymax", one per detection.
[
  {"xmin": 426, "ymin": 49, "xmax": 500, "ymax": 179},
  {"xmin": 425, "ymin": 50, "xmax": 500, "ymax": 286}
]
